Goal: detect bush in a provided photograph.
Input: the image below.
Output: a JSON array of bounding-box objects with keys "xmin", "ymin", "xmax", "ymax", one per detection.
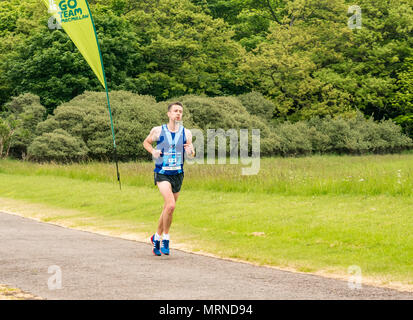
[
  {"xmin": 28, "ymin": 129, "xmax": 89, "ymax": 162},
  {"xmin": 0, "ymin": 116, "xmax": 19, "ymax": 158},
  {"xmin": 236, "ymin": 91, "xmax": 275, "ymax": 121},
  {"xmin": 3, "ymin": 93, "xmax": 46, "ymax": 159},
  {"xmin": 274, "ymin": 121, "xmax": 313, "ymax": 156},
  {"xmin": 177, "ymin": 94, "xmax": 279, "ymax": 156},
  {"xmin": 394, "ymin": 114, "xmax": 413, "ymax": 139},
  {"xmin": 25, "ymin": 91, "xmax": 413, "ymax": 161},
  {"xmin": 282, "ymin": 111, "xmax": 413, "ymax": 156},
  {"xmin": 4, "ymin": 93, "xmax": 42, "ymax": 115},
  {"xmin": 373, "ymin": 118, "xmax": 413, "ymax": 152},
  {"xmin": 31, "ymin": 91, "xmax": 166, "ymax": 162}
]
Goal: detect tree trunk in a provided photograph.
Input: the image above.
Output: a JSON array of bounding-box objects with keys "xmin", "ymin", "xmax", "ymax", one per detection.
[
  {"xmin": 5, "ymin": 130, "xmax": 15, "ymax": 158},
  {"xmin": 0, "ymin": 137, "xmax": 4, "ymax": 158},
  {"xmin": 266, "ymin": 0, "xmax": 281, "ymax": 24},
  {"xmin": 5, "ymin": 141, "xmax": 11, "ymax": 158}
]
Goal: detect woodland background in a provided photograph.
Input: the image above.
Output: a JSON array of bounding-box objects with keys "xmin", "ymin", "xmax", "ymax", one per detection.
[{"xmin": 0, "ymin": 0, "xmax": 412, "ymax": 161}]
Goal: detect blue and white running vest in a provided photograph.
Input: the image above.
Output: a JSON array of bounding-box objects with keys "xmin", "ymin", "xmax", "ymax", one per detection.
[{"xmin": 154, "ymin": 124, "xmax": 187, "ymax": 175}]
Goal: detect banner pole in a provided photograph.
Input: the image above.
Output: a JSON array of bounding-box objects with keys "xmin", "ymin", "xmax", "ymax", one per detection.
[{"xmin": 86, "ymin": 0, "xmax": 121, "ymax": 190}]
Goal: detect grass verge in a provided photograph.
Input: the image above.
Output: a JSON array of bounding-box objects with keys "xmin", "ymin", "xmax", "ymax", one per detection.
[{"xmin": 1, "ymin": 155, "xmax": 413, "ymax": 291}]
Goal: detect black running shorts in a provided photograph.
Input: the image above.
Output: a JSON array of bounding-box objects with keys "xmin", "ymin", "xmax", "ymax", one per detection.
[{"xmin": 154, "ymin": 172, "xmax": 184, "ymax": 193}]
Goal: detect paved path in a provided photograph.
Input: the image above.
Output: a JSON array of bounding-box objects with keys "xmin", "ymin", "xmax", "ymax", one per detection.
[{"xmin": 1, "ymin": 211, "xmax": 412, "ymax": 300}]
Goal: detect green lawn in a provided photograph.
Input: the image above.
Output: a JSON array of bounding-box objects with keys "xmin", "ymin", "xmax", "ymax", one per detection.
[{"xmin": 0, "ymin": 154, "xmax": 413, "ymax": 287}]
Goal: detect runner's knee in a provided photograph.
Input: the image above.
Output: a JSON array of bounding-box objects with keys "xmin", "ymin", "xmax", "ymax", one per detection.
[{"xmin": 165, "ymin": 202, "xmax": 175, "ymax": 214}]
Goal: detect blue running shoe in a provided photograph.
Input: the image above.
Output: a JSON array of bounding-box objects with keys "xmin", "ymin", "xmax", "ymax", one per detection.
[
  {"xmin": 161, "ymin": 239, "xmax": 170, "ymax": 255},
  {"xmin": 151, "ymin": 234, "xmax": 161, "ymax": 256}
]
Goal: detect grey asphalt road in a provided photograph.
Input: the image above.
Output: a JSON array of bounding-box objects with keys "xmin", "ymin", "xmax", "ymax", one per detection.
[{"xmin": 1, "ymin": 211, "xmax": 412, "ymax": 300}]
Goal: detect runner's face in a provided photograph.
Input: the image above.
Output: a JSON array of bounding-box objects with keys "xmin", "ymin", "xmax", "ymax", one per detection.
[{"xmin": 168, "ymin": 105, "xmax": 183, "ymax": 122}]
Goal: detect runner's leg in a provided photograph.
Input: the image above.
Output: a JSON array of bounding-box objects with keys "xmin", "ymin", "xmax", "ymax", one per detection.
[
  {"xmin": 164, "ymin": 192, "xmax": 179, "ymax": 234},
  {"xmin": 173, "ymin": 192, "xmax": 180, "ymax": 202},
  {"xmin": 156, "ymin": 181, "xmax": 176, "ymax": 235}
]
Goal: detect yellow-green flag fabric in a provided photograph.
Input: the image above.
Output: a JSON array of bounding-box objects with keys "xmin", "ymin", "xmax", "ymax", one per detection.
[
  {"xmin": 42, "ymin": 0, "xmax": 105, "ymax": 87},
  {"xmin": 43, "ymin": 0, "xmax": 121, "ymax": 189}
]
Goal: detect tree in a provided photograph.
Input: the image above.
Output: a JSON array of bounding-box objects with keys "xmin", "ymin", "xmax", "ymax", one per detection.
[
  {"xmin": 340, "ymin": 0, "xmax": 413, "ymax": 120},
  {"xmin": 125, "ymin": 0, "xmax": 247, "ymax": 99},
  {"xmin": 393, "ymin": 57, "xmax": 413, "ymax": 138},
  {"xmin": 239, "ymin": 0, "xmax": 413, "ymax": 121},
  {"xmin": 0, "ymin": 115, "xmax": 19, "ymax": 158},
  {"xmin": 240, "ymin": 19, "xmax": 354, "ymax": 119},
  {"xmin": 2, "ymin": 0, "xmax": 247, "ymax": 113},
  {"xmin": 5, "ymin": 94, "xmax": 47, "ymax": 159},
  {"xmin": 2, "ymin": 8, "xmax": 143, "ymax": 113},
  {"xmin": 1, "ymin": 0, "xmax": 412, "ymax": 126},
  {"xmin": 0, "ymin": 0, "xmax": 48, "ymax": 107}
]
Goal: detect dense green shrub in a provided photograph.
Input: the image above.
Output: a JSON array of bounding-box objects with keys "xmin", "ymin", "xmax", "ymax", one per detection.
[
  {"xmin": 2, "ymin": 93, "xmax": 46, "ymax": 159},
  {"xmin": 30, "ymin": 91, "xmax": 164, "ymax": 161},
  {"xmin": 274, "ymin": 121, "xmax": 313, "ymax": 156},
  {"xmin": 0, "ymin": 115, "xmax": 19, "ymax": 158},
  {"xmin": 28, "ymin": 91, "xmax": 281, "ymax": 161},
  {"xmin": 371, "ymin": 119, "xmax": 413, "ymax": 153},
  {"xmin": 394, "ymin": 114, "xmax": 413, "ymax": 139},
  {"xmin": 28, "ymin": 129, "xmax": 89, "ymax": 162},
  {"xmin": 236, "ymin": 91, "xmax": 275, "ymax": 121},
  {"xmin": 177, "ymin": 94, "xmax": 280, "ymax": 155},
  {"xmin": 23, "ymin": 91, "xmax": 413, "ymax": 162},
  {"xmin": 274, "ymin": 112, "xmax": 413, "ymax": 156}
]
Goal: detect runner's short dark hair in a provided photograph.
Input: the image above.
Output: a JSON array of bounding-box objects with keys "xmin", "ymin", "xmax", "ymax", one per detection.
[{"xmin": 168, "ymin": 102, "xmax": 183, "ymax": 111}]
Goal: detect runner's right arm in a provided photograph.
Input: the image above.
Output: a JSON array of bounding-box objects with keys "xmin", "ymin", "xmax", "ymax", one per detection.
[{"xmin": 143, "ymin": 126, "xmax": 162, "ymax": 158}]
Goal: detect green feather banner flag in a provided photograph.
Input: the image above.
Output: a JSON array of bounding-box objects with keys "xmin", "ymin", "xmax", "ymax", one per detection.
[{"xmin": 42, "ymin": 0, "xmax": 121, "ymax": 189}]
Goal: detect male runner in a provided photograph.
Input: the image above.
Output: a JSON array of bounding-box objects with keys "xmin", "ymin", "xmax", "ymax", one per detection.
[{"xmin": 143, "ymin": 102, "xmax": 195, "ymax": 256}]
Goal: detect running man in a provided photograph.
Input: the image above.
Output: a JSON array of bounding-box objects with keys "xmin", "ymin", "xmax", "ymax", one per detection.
[{"xmin": 143, "ymin": 102, "xmax": 195, "ymax": 256}]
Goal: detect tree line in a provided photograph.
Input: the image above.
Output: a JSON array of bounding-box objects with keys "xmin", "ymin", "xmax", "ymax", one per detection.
[
  {"xmin": 0, "ymin": 0, "xmax": 412, "ymax": 141},
  {"xmin": 0, "ymin": 91, "xmax": 411, "ymax": 162}
]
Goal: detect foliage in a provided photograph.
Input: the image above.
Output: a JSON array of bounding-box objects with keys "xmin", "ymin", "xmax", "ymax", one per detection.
[
  {"xmin": 236, "ymin": 91, "xmax": 276, "ymax": 121},
  {"xmin": 23, "ymin": 91, "xmax": 413, "ymax": 162},
  {"xmin": 28, "ymin": 129, "xmax": 89, "ymax": 162},
  {"xmin": 0, "ymin": 93, "xmax": 46, "ymax": 159},
  {"xmin": 1, "ymin": 0, "xmax": 246, "ymax": 111},
  {"xmin": 28, "ymin": 91, "xmax": 280, "ymax": 161},
  {"xmin": 392, "ymin": 57, "xmax": 413, "ymax": 137},
  {"xmin": 0, "ymin": 0, "xmax": 412, "ymax": 151},
  {"xmin": 124, "ymin": 0, "xmax": 246, "ymax": 99},
  {"xmin": 238, "ymin": 0, "xmax": 413, "ymax": 124},
  {"xmin": 177, "ymin": 94, "xmax": 280, "ymax": 155},
  {"xmin": 31, "ymin": 91, "xmax": 162, "ymax": 161},
  {"xmin": 274, "ymin": 111, "xmax": 413, "ymax": 156},
  {"xmin": 7, "ymin": 94, "xmax": 46, "ymax": 159},
  {"xmin": 2, "ymin": 8, "xmax": 142, "ymax": 112},
  {"xmin": 0, "ymin": 115, "xmax": 19, "ymax": 159}
]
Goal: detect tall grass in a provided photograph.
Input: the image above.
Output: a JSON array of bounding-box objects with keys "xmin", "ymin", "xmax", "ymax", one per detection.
[{"xmin": 1, "ymin": 153, "xmax": 412, "ymax": 196}]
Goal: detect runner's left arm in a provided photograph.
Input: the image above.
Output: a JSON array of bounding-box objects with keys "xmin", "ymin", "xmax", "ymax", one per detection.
[{"xmin": 184, "ymin": 129, "xmax": 195, "ymax": 159}]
